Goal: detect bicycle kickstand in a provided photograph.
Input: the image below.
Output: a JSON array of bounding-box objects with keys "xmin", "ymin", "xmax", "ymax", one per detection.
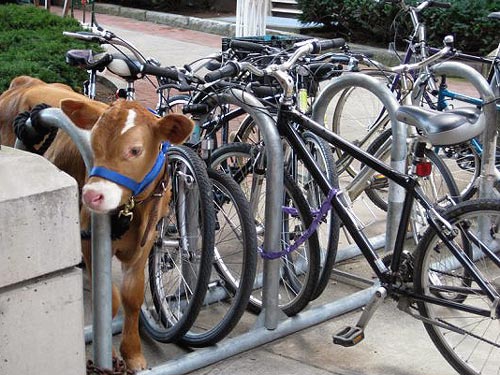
[{"xmin": 332, "ymin": 286, "xmax": 387, "ymax": 347}]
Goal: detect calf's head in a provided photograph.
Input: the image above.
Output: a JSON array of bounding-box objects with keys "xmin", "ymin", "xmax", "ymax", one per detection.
[{"xmin": 61, "ymin": 99, "xmax": 194, "ymax": 213}]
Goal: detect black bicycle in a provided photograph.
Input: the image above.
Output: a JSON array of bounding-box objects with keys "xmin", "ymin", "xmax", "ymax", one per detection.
[{"xmin": 207, "ymin": 38, "xmax": 499, "ymax": 375}]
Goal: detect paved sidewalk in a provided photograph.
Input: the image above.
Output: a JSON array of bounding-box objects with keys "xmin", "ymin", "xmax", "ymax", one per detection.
[{"xmin": 54, "ymin": 7, "xmax": 460, "ymax": 375}]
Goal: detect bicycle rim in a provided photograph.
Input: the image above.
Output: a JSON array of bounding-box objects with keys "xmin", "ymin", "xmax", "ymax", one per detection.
[
  {"xmin": 179, "ymin": 169, "xmax": 257, "ymax": 347},
  {"xmin": 210, "ymin": 143, "xmax": 321, "ymax": 316},
  {"xmin": 140, "ymin": 145, "xmax": 215, "ymax": 343},
  {"xmin": 414, "ymin": 199, "xmax": 500, "ymax": 375}
]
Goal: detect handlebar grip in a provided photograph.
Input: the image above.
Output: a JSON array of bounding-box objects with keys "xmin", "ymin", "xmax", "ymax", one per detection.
[
  {"xmin": 63, "ymin": 31, "xmax": 106, "ymax": 43},
  {"xmin": 229, "ymin": 40, "xmax": 267, "ymax": 53},
  {"xmin": 204, "ymin": 62, "xmax": 240, "ymax": 83},
  {"xmin": 428, "ymin": 1, "xmax": 452, "ymax": 8},
  {"xmin": 311, "ymin": 38, "xmax": 345, "ymax": 54},
  {"xmin": 140, "ymin": 64, "xmax": 179, "ymax": 80}
]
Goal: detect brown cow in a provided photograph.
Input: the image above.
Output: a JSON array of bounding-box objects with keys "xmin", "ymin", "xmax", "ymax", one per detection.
[{"xmin": 0, "ymin": 76, "xmax": 194, "ymax": 370}]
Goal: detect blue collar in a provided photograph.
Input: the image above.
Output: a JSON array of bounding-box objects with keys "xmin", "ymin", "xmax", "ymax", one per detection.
[{"xmin": 89, "ymin": 142, "xmax": 170, "ymax": 197}]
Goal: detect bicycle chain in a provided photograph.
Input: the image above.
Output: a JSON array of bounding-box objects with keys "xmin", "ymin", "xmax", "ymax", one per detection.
[{"xmin": 86, "ymin": 359, "xmax": 136, "ymax": 375}]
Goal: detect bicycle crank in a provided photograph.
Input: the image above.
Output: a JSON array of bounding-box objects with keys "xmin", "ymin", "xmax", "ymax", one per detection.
[{"xmin": 332, "ymin": 286, "xmax": 387, "ymax": 347}]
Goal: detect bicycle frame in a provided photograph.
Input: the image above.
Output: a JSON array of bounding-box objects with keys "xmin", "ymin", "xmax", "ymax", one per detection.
[{"xmin": 276, "ymin": 102, "xmax": 500, "ymax": 315}]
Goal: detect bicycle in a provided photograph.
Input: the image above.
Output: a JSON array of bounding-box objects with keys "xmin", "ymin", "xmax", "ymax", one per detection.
[
  {"xmin": 330, "ymin": 0, "xmax": 499, "ymax": 203},
  {"xmin": 205, "ymin": 37, "xmax": 499, "ymax": 375},
  {"xmin": 410, "ymin": 10, "xmax": 500, "ymax": 199},
  {"xmin": 208, "ymin": 36, "xmax": 458, "ymax": 290},
  {"xmin": 64, "ymin": 25, "xmax": 260, "ymax": 347}
]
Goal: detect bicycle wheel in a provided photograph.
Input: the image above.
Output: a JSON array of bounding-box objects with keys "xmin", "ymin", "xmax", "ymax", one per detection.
[
  {"xmin": 162, "ymin": 94, "xmax": 191, "ymax": 115},
  {"xmin": 210, "ymin": 142, "xmax": 321, "ymax": 316},
  {"xmin": 140, "ymin": 145, "xmax": 215, "ymax": 343},
  {"xmin": 414, "ymin": 199, "xmax": 500, "ymax": 375},
  {"xmin": 363, "ymin": 128, "xmax": 460, "ymax": 216},
  {"xmin": 291, "ymin": 131, "xmax": 340, "ymax": 300},
  {"xmin": 330, "ymin": 71, "xmax": 396, "ymax": 177},
  {"xmin": 231, "ymin": 114, "xmax": 261, "ymax": 146},
  {"xmin": 434, "ymin": 142, "xmax": 481, "ymax": 200},
  {"xmin": 179, "ymin": 169, "xmax": 257, "ymax": 347}
]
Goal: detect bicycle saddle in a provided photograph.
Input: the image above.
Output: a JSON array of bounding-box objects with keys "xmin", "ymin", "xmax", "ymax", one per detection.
[
  {"xmin": 65, "ymin": 49, "xmax": 112, "ymax": 71},
  {"xmin": 488, "ymin": 12, "xmax": 500, "ymax": 20},
  {"xmin": 396, "ymin": 106, "xmax": 485, "ymax": 146},
  {"xmin": 105, "ymin": 54, "xmax": 142, "ymax": 80}
]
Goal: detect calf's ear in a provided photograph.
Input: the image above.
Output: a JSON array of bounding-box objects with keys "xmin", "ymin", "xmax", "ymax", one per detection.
[
  {"xmin": 156, "ymin": 113, "xmax": 194, "ymax": 144},
  {"xmin": 60, "ymin": 99, "xmax": 108, "ymax": 130}
]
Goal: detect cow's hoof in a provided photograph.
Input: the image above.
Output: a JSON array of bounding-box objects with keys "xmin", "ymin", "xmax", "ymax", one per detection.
[{"xmin": 125, "ymin": 355, "xmax": 147, "ymax": 371}]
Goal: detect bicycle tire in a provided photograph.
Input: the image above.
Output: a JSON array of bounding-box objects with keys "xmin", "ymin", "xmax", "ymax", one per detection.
[
  {"xmin": 210, "ymin": 142, "xmax": 321, "ymax": 316},
  {"xmin": 330, "ymin": 70, "xmax": 396, "ymax": 177},
  {"xmin": 179, "ymin": 169, "xmax": 257, "ymax": 347},
  {"xmin": 231, "ymin": 114, "xmax": 260, "ymax": 145},
  {"xmin": 140, "ymin": 145, "xmax": 215, "ymax": 343},
  {"xmin": 297, "ymin": 131, "xmax": 340, "ymax": 300},
  {"xmin": 231, "ymin": 126, "xmax": 340, "ymax": 299},
  {"xmin": 363, "ymin": 128, "xmax": 460, "ymax": 216},
  {"xmin": 163, "ymin": 94, "xmax": 191, "ymax": 115},
  {"xmin": 414, "ymin": 199, "xmax": 500, "ymax": 375}
]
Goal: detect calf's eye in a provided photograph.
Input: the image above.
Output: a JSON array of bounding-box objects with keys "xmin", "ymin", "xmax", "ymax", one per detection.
[{"xmin": 126, "ymin": 146, "xmax": 143, "ymax": 158}]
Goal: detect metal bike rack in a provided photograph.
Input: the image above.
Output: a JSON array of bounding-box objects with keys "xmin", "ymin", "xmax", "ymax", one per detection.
[
  {"xmin": 414, "ymin": 61, "xmax": 498, "ymax": 199},
  {"xmin": 15, "ymin": 108, "xmax": 114, "ymax": 370},
  {"xmin": 65, "ymin": 82, "xmax": 391, "ymax": 373},
  {"xmin": 27, "ymin": 66, "xmax": 495, "ymax": 374},
  {"xmin": 311, "ymin": 74, "xmax": 404, "ymax": 254}
]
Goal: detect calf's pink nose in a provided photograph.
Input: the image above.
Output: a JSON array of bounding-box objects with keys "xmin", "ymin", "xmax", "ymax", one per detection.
[{"xmin": 83, "ymin": 189, "xmax": 104, "ymax": 208}]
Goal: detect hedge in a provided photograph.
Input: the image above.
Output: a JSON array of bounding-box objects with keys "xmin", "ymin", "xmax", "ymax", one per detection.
[
  {"xmin": 0, "ymin": 4, "xmax": 93, "ymax": 92},
  {"xmin": 297, "ymin": 0, "xmax": 497, "ymax": 55}
]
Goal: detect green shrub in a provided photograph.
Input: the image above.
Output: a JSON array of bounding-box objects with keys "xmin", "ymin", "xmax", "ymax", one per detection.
[
  {"xmin": 0, "ymin": 4, "xmax": 94, "ymax": 92},
  {"xmin": 298, "ymin": 0, "xmax": 496, "ymax": 55}
]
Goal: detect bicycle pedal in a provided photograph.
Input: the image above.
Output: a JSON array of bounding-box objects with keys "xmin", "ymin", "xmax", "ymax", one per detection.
[
  {"xmin": 332, "ymin": 326, "xmax": 365, "ymax": 347},
  {"xmin": 370, "ymin": 174, "xmax": 388, "ymax": 189}
]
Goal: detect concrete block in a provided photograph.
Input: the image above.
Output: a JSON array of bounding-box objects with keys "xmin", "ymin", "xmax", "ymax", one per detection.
[
  {"xmin": 0, "ymin": 147, "xmax": 80, "ymax": 288},
  {"xmin": 188, "ymin": 17, "xmax": 235, "ymax": 36},
  {"xmin": 93, "ymin": 3, "xmax": 121, "ymax": 16},
  {"xmin": 0, "ymin": 268, "xmax": 85, "ymax": 375},
  {"xmin": 146, "ymin": 11, "xmax": 189, "ymax": 29},
  {"xmin": 119, "ymin": 6, "xmax": 146, "ymax": 21}
]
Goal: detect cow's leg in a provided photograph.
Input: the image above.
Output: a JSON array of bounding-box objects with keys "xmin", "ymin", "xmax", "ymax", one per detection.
[{"xmin": 119, "ymin": 258, "xmax": 147, "ymax": 370}]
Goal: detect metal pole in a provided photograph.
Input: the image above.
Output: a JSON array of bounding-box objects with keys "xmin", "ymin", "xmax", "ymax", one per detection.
[
  {"xmin": 413, "ymin": 62, "xmax": 498, "ymax": 199},
  {"xmin": 311, "ymin": 74, "xmax": 403, "ymax": 253},
  {"xmin": 433, "ymin": 62, "xmax": 498, "ymax": 199},
  {"xmin": 218, "ymin": 89, "xmax": 284, "ymax": 329},
  {"xmin": 138, "ymin": 285, "xmax": 378, "ymax": 375},
  {"xmin": 91, "ymin": 213, "xmax": 113, "ymax": 368},
  {"xmin": 35, "ymin": 108, "xmax": 114, "ymax": 369}
]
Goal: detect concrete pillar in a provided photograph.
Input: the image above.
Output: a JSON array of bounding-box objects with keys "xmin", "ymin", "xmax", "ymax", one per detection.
[
  {"xmin": 0, "ymin": 147, "xmax": 85, "ymax": 375},
  {"xmin": 236, "ymin": 0, "xmax": 269, "ymax": 36}
]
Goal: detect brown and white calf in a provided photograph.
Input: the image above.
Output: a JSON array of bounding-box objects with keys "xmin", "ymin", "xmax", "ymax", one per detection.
[{"xmin": 0, "ymin": 76, "xmax": 194, "ymax": 370}]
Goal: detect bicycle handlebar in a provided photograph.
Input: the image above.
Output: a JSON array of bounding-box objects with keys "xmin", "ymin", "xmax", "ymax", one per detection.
[
  {"xmin": 140, "ymin": 63, "xmax": 179, "ymax": 81},
  {"xmin": 229, "ymin": 40, "xmax": 268, "ymax": 53},
  {"xmin": 204, "ymin": 61, "xmax": 240, "ymax": 82},
  {"xmin": 205, "ymin": 38, "xmax": 344, "ymax": 83},
  {"xmin": 64, "ymin": 27, "xmax": 148, "ymax": 65},
  {"xmin": 369, "ymin": 36, "xmax": 454, "ymax": 73},
  {"xmin": 63, "ymin": 31, "xmax": 107, "ymax": 43},
  {"xmin": 427, "ymin": 1, "xmax": 452, "ymax": 9},
  {"xmin": 416, "ymin": 0, "xmax": 451, "ymax": 12}
]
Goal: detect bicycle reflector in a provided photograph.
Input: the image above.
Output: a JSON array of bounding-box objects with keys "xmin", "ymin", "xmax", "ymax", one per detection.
[{"xmin": 415, "ymin": 160, "xmax": 432, "ymax": 177}]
